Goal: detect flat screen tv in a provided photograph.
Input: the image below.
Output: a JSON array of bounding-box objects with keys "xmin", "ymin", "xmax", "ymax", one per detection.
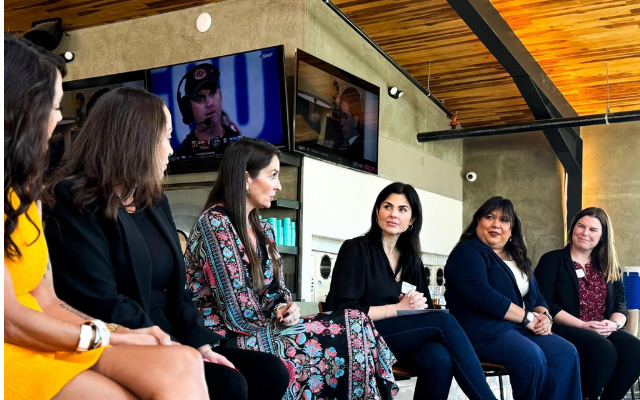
[
  {"xmin": 61, "ymin": 70, "xmax": 147, "ymax": 130},
  {"xmin": 148, "ymin": 45, "xmax": 289, "ymax": 174},
  {"xmin": 293, "ymin": 49, "xmax": 379, "ymax": 174},
  {"xmin": 51, "ymin": 71, "xmax": 147, "ymax": 175}
]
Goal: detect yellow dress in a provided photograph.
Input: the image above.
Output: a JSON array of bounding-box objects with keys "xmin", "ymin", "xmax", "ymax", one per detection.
[{"xmin": 4, "ymin": 195, "xmax": 106, "ymax": 400}]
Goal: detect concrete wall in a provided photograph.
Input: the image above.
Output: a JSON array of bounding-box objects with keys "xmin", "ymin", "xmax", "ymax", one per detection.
[
  {"xmin": 58, "ymin": 0, "xmax": 306, "ymax": 81},
  {"xmin": 462, "ymin": 131, "xmax": 564, "ymax": 265},
  {"xmin": 582, "ymin": 120, "xmax": 640, "ymax": 268}
]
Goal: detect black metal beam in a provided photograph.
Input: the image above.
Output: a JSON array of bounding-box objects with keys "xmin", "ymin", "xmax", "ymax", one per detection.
[
  {"xmin": 323, "ymin": 0, "xmax": 453, "ymax": 117},
  {"xmin": 417, "ymin": 110, "xmax": 640, "ymax": 142},
  {"xmin": 447, "ymin": 0, "xmax": 586, "ymax": 223}
]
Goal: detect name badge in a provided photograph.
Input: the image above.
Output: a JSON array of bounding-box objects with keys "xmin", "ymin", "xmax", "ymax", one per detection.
[
  {"xmin": 401, "ymin": 281, "xmax": 417, "ymax": 294},
  {"xmin": 575, "ymin": 269, "xmax": 586, "ymax": 279}
]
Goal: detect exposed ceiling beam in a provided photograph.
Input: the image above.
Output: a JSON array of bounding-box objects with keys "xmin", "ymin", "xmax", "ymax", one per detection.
[
  {"xmin": 447, "ymin": 0, "xmax": 578, "ymax": 120},
  {"xmin": 446, "ymin": 0, "xmax": 584, "ymax": 224}
]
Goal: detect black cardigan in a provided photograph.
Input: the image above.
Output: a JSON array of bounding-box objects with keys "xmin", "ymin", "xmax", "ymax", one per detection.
[
  {"xmin": 534, "ymin": 245, "xmax": 628, "ymax": 321},
  {"xmin": 325, "ymin": 235, "xmax": 433, "ymax": 314},
  {"xmin": 44, "ymin": 180, "xmax": 223, "ymax": 348}
]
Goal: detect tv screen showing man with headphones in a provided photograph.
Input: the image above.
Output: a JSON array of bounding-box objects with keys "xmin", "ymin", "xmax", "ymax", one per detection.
[{"xmin": 149, "ymin": 45, "xmax": 288, "ymax": 166}]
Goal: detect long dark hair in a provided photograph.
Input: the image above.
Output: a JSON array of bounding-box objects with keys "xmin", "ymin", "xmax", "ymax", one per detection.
[
  {"xmin": 569, "ymin": 207, "xmax": 620, "ymax": 283},
  {"xmin": 460, "ymin": 196, "xmax": 532, "ymax": 278},
  {"xmin": 364, "ymin": 182, "xmax": 423, "ymax": 283},
  {"xmin": 4, "ymin": 34, "xmax": 67, "ymax": 260},
  {"xmin": 47, "ymin": 87, "xmax": 166, "ymax": 220},
  {"xmin": 204, "ymin": 138, "xmax": 281, "ymax": 289}
]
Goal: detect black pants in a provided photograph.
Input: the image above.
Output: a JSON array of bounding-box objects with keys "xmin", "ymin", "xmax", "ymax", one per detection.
[
  {"xmin": 554, "ymin": 325, "xmax": 640, "ymax": 400},
  {"xmin": 375, "ymin": 312, "xmax": 496, "ymax": 400},
  {"xmin": 203, "ymin": 346, "xmax": 289, "ymax": 400}
]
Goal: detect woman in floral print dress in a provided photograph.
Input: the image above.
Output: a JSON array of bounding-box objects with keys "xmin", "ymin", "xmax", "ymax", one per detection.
[{"xmin": 185, "ymin": 138, "xmax": 398, "ymax": 400}]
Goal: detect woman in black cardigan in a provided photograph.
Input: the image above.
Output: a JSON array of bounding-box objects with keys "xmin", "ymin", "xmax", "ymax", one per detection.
[
  {"xmin": 535, "ymin": 207, "xmax": 640, "ymax": 400},
  {"xmin": 44, "ymin": 87, "xmax": 288, "ymax": 400},
  {"xmin": 326, "ymin": 182, "xmax": 496, "ymax": 400}
]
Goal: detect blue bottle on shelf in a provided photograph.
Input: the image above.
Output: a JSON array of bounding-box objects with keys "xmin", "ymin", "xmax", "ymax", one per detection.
[
  {"xmin": 277, "ymin": 219, "xmax": 284, "ymax": 245},
  {"xmin": 291, "ymin": 222, "xmax": 296, "ymax": 247},
  {"xmin": 268, "ymin": 217, "xmax": 278, "ymax": 241},
  {"xmin": 283, "ymin": 218, "xmax": 291, "ymax": 246}
]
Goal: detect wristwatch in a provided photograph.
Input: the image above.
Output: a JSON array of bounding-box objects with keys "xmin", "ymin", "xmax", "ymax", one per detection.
[
  {"xmin": 543, "ymin": 311, "xmax": 553, "ymax": 324},
  {"xmin": 614, "ymin": 320, "xmax": 624, "ymax": 331},
  {"xmin": 521, "ymin": 311, "xmax": 534, "ymax": 326}
]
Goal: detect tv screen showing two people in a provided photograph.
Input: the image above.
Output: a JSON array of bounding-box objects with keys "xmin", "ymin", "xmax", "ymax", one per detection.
[{"xmin": 149, "ymin": 46, "xmax": 287, "ymax": 162}]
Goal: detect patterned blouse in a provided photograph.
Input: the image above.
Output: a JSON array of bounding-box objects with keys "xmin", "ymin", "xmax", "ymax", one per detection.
[{"xmin": 574, "ymin": 261, "xmax": 607, "ymax": 322}]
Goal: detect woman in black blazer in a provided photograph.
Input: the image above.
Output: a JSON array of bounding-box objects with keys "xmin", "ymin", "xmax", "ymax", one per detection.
[
  {"xmin": 535, "ymin": 207, "xmax": 640, "ymax": 400},
  {"xmin": 444, "ymin": 197, "xmax": 581, "ymax": 400},
  {"xmin": 44, "ymin": 87, "xmax": 288, "ymax": 400}
]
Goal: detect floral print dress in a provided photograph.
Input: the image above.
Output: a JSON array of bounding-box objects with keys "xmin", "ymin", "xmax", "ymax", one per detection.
[{"xmin": 185, "ymin": 206, "xmax": 398, "ymax": 400}]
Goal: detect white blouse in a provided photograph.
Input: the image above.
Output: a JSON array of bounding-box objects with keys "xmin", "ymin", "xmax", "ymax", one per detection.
[{"xmin": 504, "ymin": 259, "xmax": 529, "ymax": 298}]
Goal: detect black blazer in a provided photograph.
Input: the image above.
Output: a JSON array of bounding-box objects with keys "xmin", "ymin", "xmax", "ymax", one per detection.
[
  {"xmin": 534, "ymin": 245, "xmax": 628, "ymax": 321},
  {"xmin": 45, "ymin": 180, "xmax": 223, "ymax": 348},
  {"xmin": 444, "ymin": 238, "xmax": 549, "ymax": 348}
]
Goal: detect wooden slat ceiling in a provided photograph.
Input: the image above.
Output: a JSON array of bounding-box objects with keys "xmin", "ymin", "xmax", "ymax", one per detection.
[
  {"xmin": 4, "ymin": 0, "xmax": 224, "ymax": 35},
  {"xmin": 334, "ymin": 0, "xmax": 640, "ymax": 127},
  {"xmin": 5, "ymin": 0, "xmax": 640, "ymax": 128},
  {"xmin": 333, "ymin": 0, "xmax": 535, "ymax": 128},
  {"xmin": 490, "ymin": 0, "xmax": 640, "ymax": 117}
]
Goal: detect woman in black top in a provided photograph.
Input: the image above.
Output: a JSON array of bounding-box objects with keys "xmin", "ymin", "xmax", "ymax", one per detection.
[
  {"xmin": 326, "ymin": 182, "xmax": 496, "ymax": 400},
  {"xmin": 44, "ymin": 87, "xmax": 289, "ymax": 400},
  {"xmin": 535, "ymin": 207, "xmax": 640, "ymax": 400}
]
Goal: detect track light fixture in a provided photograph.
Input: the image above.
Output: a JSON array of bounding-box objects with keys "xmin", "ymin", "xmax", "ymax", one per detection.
[
  {"xmin": 24, "ymin": 17, "xmax": 65, "ymax": 51},
  {"xmin": 388, "ymin": 86, "xmax": 403, "ymax": 99}
]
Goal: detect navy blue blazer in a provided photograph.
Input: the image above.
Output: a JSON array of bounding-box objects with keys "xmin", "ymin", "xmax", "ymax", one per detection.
[{"xmin": 444, "ymin": 238, "xmax": 548, "ymax": 349}]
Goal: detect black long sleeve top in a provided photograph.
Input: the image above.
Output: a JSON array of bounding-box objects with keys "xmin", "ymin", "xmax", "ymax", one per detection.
[{"xmin": 325, "ymin": 235, "xmax": 433, "ymax": 313}]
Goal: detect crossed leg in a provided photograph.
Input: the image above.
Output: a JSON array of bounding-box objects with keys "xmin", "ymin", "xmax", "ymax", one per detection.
[{"xmin": 54, "ymin": 345, "xmax": 208, "ymax": 400}]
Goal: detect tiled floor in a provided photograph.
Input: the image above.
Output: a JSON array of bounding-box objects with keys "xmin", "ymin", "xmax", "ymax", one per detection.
[
  {"xmin": 395, "ymin": 376, "xmax": 513, "ymax": 400},
  {"xmin": 394, "ymin": 377, "xmax": 639, "ymax": 399}
]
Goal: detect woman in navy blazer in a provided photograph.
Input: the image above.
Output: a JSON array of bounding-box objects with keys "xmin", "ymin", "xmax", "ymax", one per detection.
[
  {"xmin": 444, "ymin": 197, "xmax": 581, "ymax": 400},
  {"xmin": 535, "ymin": 207, "xmax": 640, "ymax": 400}
]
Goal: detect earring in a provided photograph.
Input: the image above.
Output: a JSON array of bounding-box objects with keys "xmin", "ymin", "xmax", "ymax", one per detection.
[
  {"xmin": 376, "ymin": 217, "xmax": 379, "ymax": 223},
  {"xmin": 508, "ymin": 236, "xmax": 512, "ymax": 242},
  {"xmin": 408, "ymin": 224, "xmax": 414, "ymax": 231}
]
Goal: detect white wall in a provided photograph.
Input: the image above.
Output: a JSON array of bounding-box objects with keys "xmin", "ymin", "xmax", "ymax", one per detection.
[{"xmin": 299, "ymin": 157, "xmax": 462, "ymax": 300}]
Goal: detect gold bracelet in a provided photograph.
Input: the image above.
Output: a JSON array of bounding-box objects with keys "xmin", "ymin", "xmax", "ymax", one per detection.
[{"xmin": 106, "ymin": 323, "xmax": 121, "ymax": 333}]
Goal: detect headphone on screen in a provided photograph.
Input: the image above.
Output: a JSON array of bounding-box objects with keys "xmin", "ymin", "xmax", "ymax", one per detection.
[
  {"xmin": 176, "ymin": 64, "xmax": 220, "ymax": 126},
  {"xmin": 176, "ymin": 73, "xmax": 194, "ymax": 125}
]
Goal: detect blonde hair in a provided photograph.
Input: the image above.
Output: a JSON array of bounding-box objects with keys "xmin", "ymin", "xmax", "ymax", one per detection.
[{"xmin": 569, "ymin": 207, "xmax": 620, "ymax": 283}]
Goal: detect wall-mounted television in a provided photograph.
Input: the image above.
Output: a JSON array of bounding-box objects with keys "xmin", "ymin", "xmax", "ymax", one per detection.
[
  {"xmin": 293, "ymin": 49, "xmax": 379, "ymax": 174},
  {"xmin": 51, "ymin": 71, "xmax": 147, "ymax": 174},
  {"xmin": 148, "ymin": 45, "xmax": 289, "ymax": 174},
  {"xmin": 61, "ymin": 70, "xmax": 147, "ymax": 130}
]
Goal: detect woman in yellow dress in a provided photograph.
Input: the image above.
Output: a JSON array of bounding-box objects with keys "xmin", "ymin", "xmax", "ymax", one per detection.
[{"xmin": 4, "ymin": 33, "xmax": 209, "ymax": 400}]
